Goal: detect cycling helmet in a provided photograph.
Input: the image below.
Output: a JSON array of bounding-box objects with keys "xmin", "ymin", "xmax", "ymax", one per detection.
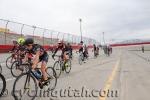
[
  {"xmin": 80, "ymin": 41, "xmax": 83, "ymax": 44},
  {"xmin": 24, "ymin": 38, "xmax": 34, "ymax": 45},
  {"xmin": 58, "ymin": 40, "xmax": 63, "ymax": 44},
  {"xmin": 17, "ymin": 37, "xmax": 25, "ymax": 45}
]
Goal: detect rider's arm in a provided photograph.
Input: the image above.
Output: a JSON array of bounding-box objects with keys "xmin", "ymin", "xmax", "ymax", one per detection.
[
  {"xmin": 32, "ymin": 50, "xmax": 40, "ymax": 69},
  {"xmin": 11, "ymin": 46, "xmax": 15, "ymax": 51}
]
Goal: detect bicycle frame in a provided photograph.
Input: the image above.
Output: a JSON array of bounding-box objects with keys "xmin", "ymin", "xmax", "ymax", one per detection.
[
  {"xmin": 54, "ymin": 55, "xmax": 64, "ymax": 67},
  {"xmin": 23, "ymin": 64, "xmax": 41, "ymax": 90}
]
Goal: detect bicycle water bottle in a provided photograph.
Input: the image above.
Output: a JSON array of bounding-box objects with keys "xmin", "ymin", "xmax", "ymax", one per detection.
[{"xmin": 34, "ymin": 69, "xmax": 42, "ymax": 79}]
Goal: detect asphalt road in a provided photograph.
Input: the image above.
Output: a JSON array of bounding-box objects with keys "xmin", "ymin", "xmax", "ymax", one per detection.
[{"xmin": 0, "ymin": 46, "xmax": 150, "ymax": 100}]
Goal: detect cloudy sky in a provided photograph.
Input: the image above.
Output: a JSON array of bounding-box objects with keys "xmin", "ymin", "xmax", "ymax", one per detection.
[{"xmin": 0, "ymin": 0, "xmax": 150, "ymax": 43}]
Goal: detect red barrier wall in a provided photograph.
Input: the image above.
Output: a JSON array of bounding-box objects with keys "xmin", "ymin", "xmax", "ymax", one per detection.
[
  {"xmin": 0, "ymin": 45, "xmax": 93, "ymax": 53},
  {"xmin": 110, "ymin": 42, "xmax": 150, "ymax": 47}
]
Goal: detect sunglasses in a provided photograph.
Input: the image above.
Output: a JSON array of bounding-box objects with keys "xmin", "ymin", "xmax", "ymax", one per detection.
[{"xmin": 27, "ymin": 44, "xmax": 33, "ymax": 46}]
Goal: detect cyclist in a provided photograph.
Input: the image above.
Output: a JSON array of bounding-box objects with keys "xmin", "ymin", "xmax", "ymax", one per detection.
[
  {"xmin": 78, "ymin": 41, "xmax": 87, "ymax": 61},
  {"xmin": 93, "ymin": 44, "xmax": 97, "ymax": 57},
  {"xmin": 11, "ymin": 39, "xmax": 19, "ymax": 52},
  {"xmin": 52, "ymin": 41, "xmax": 70, "ymax": 70},
  {"xmin": 142, "ymin": 45, "xmax": 144, "ymax": 53},
  {"xmin": 16, "ymin": 38, "xmax": 26, "ymax": 64},
  {"xmin": 66, "ymin": 43, "xmax": 73, "ymax": 59},
  {"xmin": 23, "ymin": 38, "xmax": 49, "ymax": 86},
  {"xmin": 9, "ymin": 39, "xmax": 20, "ymax": 62},
  {"xmin": 84, "ymin": 44, "xmax": 88, "ymax": 59},
  {"xmin": 97, "ymin": 45, "xmax": 99, "ymax": 55}
]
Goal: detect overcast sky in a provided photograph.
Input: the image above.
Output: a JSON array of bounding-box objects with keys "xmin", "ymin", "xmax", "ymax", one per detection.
[{"xmin": 0, "ymin": 0, "xmax": 150, "ymax": 43}]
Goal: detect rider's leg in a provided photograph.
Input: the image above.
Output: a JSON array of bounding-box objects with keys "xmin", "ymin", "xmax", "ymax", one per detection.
[
  {"xmin": 64, "ymin": 52, "xmax": 69, "ymax": 67},
  {"xmin": 40, "ymin": 53, "xmax": 49, "ymax": 81},
  {"xmin": 41, "ymin": 61, "xmax": 48, "ymax": 81}
]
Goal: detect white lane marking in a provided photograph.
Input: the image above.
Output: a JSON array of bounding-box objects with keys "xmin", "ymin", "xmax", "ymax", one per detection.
[
  {"xmin": 0, "ymin": 77, "xmax": 16, "ymax": 83},
  {"xmin": 6, "ymin": 77, "xmax": 16, "ymax": 82}
]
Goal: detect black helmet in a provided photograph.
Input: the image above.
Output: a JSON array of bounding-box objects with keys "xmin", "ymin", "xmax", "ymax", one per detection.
[
  {"xmin": 80, "ymin": 41, "xmax": 83, "ymax": 44},
  {"xmin": 24, "ymin": 38, "xmax": 34, "ymax": 45}
]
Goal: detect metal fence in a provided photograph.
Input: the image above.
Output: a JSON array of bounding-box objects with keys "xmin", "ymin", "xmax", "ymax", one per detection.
[{"xmin": 0, "ymin": 19, "xmax": 96, "ymax": 45}]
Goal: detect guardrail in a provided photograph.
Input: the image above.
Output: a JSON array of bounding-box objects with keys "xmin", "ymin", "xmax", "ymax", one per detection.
[{"xmin": 0, "ymin": 19, "xmax": 96, "ymax": 45}]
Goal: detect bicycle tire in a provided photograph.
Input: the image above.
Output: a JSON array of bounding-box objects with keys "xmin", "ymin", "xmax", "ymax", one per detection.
[
  {"xmin": 6, "ymin": 56, "xmax": 13, "ymax": 69},
  {"xmin": 11, "ymin": 61, "xmax": 28, "ymax": 77},
  {"xmin": 0, "ymin": 65, "xmax": 2, "ymax": 74},
  {"xmin": 12, "ymin": 73, "xmax": 38, "ymax": 100},
  {"xmin": 53, "ymin": 61, "xmax": 62, "ymax": 78},
  {"xmin": 46, "ymin": 67, "xmax": 57, "ymax": 91},
  {"xmin": 0, "ymin": 73, "xmax": 6, "ymax": 97}
]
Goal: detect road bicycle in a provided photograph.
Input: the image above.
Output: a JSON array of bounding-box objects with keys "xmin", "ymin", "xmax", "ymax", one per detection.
[
  {"xmin": 12, "ymin": 60, "xmax": 57, "ymax": 100},
  {"xmin": 53, "ymin": 55, "xmax": 72, "ymax": 78},
  {"xmin": 0, "ymin": 64, "xmax": 6, "ymax": 97},
  {"xmin": 78, "ymin": 52, "xmax": 88, "ymax": 65},
  {"xmin": 10, "ymin": 53, "xmax": 32, "ymax": 77}
]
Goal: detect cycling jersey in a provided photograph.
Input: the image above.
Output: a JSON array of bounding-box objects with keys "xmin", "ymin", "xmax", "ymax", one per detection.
[
  {"xmin": 53, "ymin": 45, "xmax": 70, "ymax": 55},
  {"xmin": 79, "ymin": 44, "xmax": 84, "ymax": 52},
  {"xmin": 26, "ymin": 44, "xmax": 48, "ymax": 62}
]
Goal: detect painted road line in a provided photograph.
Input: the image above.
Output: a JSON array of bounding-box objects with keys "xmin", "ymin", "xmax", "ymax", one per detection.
[
  {"xmin": 6, "ymin": 77, "xmax": 16, "ymax": 82},
  {"xmin": 0, "ymin": 77, "xmax": 15, "ymax": 84},
  {"xmin": 99, "ymin": 53, "xmax": 121, "ymax": 100}
]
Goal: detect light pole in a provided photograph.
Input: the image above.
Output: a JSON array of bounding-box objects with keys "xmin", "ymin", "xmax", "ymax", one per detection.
[
  {"xmin": 57, "ymin": 32, "xmax": 60, "ymax": 40},
  {"xmin": 32, "ymin": 26, "xmax": 36, "ymax": 41},
  {"xmin": 102, "ymin": 32, "xmax": 105, "ymax": 45},
  {"xmin": 5, "ymin": 20, "xmax": 9, "ymax": 44},
  {"xmin": 20, "ymin": 24, "xmax": 24, "ymax": 37},
  {"xmin": 79, "ymin": 18, "xmax": 82, "ymax": 42},
  {"xmin": 42, "ymin": 29, "xmax": 46, "ymax": 46}
]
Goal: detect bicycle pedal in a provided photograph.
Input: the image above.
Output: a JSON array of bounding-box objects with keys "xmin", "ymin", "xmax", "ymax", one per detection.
[
  {"xmin": 38, "ymin": 82, "xmax": 43, "ymax": 89},
  {"xmin": 48, "ymin": 76, "xmax": 54, "ymax": 80}
]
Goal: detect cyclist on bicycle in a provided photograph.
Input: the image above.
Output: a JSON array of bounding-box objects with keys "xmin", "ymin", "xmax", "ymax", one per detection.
[
  {"xmin": 79, "ymin": 41, "xmax": 88, "ymax": 60},
  {"xmin": 16, "ymin": 38, "xmax": 27, "ymax": 63},
  {"xmin": 84, "ymin": 44, "xmax": 88, "ymax": 59},
  {"xmin": 11, "ymin": 39, "xmax": 19, "ymax": 52},
  {"xmin": 66, "ymin": 43, "xmax": 73, "ymax": 59},
  {"xmin": 23, "ymin": 38, "xmax": 49, "ymax": 85},
  {"xmin": 52, "ymin": 41, "xmax": 70, "ymax": 70},
  {"xmin": 9, "ymin": 39, "xmax": 20, "ymax": 62}
]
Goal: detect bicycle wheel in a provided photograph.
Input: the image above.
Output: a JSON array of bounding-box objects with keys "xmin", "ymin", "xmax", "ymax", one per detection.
[
  {"xmin": 11, "ymin": 61, "xmax": 29, "ymax": 77},
  {"xmin": 12, "ymin": 73, "xmax": 38, "ymax": 100},
  {"xmin": 46, "ymin": 67, "xmax": 57, "ymax": 91},
  {"xmin": 6, "ymin": 56, "xmax": 15, "ymax": 69},
  {"xmin": 53, "ymin": 61, "xmax": 62, "ymax": 78},
  {"xmin": 0, "ymin": 73, "xmax": 6, "ymax": 97},
  {"xmin": 65, "ymin": 60, "xmax": 72, "ymax": 73},
  {"xmin": 0, "ymin": 65, "xmax": 2, "ymax": 74}
]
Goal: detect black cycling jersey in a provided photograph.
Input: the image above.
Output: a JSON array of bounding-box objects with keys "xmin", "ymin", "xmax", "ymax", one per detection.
[
  {"xmin": 53, "ymin": 45, "xmax": 70, "ymax": 56},
  {"xmin": 79, "ymin": 45, "xmax": 84, "ymax": 52},
  {"xmin": 26, "ymin": 44, "xmax": 48, "ymax": 62},
  {"xmin": 18, "ymin": 45, "xmax": 26, "ymax": 51},
  {"xmin": 26, "ymin": 44, "xmax": 45, "ymax": 55}
]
